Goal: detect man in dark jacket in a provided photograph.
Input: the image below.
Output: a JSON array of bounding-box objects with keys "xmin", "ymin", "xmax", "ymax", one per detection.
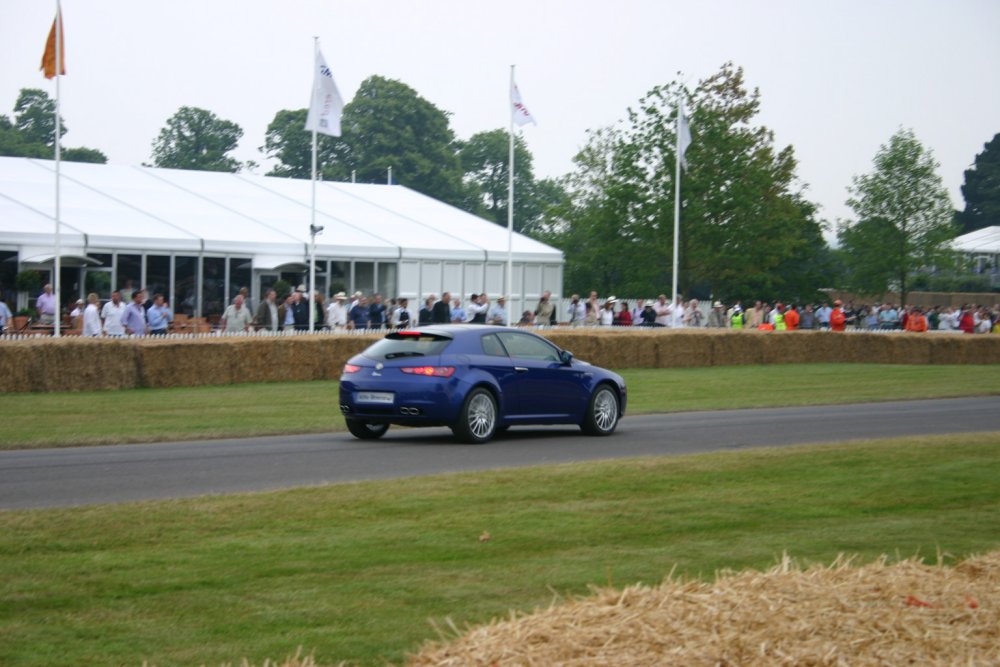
[{"xmin": 431, "ymin": 292, "xmax": 451, "ymax": 324}]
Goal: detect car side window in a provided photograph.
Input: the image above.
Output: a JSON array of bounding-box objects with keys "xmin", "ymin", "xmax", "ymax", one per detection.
[
  {"xmin": 481, "ymin": 333, "xmax": 508, "ymax": 357},
  {"xmin": 496, "ymin": 332, "xmax": 560, "ymax": 362}
]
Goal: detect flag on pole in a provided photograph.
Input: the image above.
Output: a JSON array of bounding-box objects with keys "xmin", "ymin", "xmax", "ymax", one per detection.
[
  {"xmin": 678, "ymin": 104, "xmax": 692, "ymax": 170},
  {"xmin": 511, "ymin": 80, "xmax": 536, "ymax": 126},
  {"xmin": 305, "ymin": 49, "xmax": 344, "ymax": 137},
  {"xmin": 40, "ymin": 8, "xmax": 65, "ymax": 79}
]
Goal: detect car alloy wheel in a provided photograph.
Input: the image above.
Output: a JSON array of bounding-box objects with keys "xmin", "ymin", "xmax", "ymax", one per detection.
[
  {"xmin": 582, "ymin": 385, "xmax": 619, "ymax": 435},
  {"xmin": 453, "ymin": 388, "xmax": 497, "ymax": 444}
]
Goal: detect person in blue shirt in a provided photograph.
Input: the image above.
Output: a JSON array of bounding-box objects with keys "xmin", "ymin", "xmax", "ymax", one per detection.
[
  {"xmin": 147, "ymin": 293, "xmax": 173, "ymax": 335},
  {"xmin": 349, "ymin": 294, "xmax": 370, "ymax": 329}
]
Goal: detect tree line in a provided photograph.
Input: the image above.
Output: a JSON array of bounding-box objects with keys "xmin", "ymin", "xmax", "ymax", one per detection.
[{"xmin": 3, "ymin": 64, "xmax": 997, "ymax": 305}]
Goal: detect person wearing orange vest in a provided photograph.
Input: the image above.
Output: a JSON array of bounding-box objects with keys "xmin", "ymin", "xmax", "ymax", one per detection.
[
  {"xmin": 905, "ymin": 307, "xmax": 928, "ymax": 332},
  {"xmin": 830, "ymin": 299, "xmax": 847, "ymax": 332},
  {"xmin": 784, "ymin": 303, "xmax": 800, "ymax": 330}
]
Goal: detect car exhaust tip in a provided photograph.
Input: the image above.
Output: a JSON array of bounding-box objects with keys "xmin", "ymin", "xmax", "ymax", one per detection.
[{"xmin": 400, "ymin": 406, "xmax": 422, "ymax": 415}]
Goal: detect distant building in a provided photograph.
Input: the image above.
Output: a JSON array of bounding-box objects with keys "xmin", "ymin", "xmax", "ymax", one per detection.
[{"xmin": 0, "ymin": 157, "xmax": 563, "ymax": 318}]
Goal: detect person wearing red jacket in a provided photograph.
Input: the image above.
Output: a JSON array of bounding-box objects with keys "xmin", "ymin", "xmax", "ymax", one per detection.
[
  {"xmin": 830, "ymin": 300, "xmax": 847, "ymax": 332},
  {"xmin": 905, "ymin": 308, "xmax": 928, "ymax": 332},
  {"xmin": 959, "ymin": 305, "xmax": 976, "ymax": 334}
]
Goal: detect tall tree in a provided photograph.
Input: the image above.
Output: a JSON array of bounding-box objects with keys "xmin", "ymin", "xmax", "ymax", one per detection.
[
  {"xmin": 839, "ymin": 128, "xmax": 956, "ymax": 304},
  {"xmin": 150, "ymin": 106, "xmax": 244, "ymax": 172},
  {"xmin": 956, "ymin": 132, "xmax": 1000, "ymax": 234},
  {"xmin": 457, "ymin": 129, "xmax": 562, "ymax": 233},
  {"xmin": 549, "ymin": 63, "xmax": 829, "ymax": 301},
  {"xmin": 343, "ymin": 76, "xmax": 466, "ymax": 206},
  {"xmin": 13, "ymin": 88, "xmax": 65, "ymax": 147},
  {"xmin": 260, "ymin": 108, "xmax": 352, "ymax": 180}
]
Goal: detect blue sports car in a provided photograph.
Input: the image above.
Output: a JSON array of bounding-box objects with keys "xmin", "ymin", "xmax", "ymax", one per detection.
[{"xmin": 339, "ymin": 325, "xmax": 627, "ymax": 443}]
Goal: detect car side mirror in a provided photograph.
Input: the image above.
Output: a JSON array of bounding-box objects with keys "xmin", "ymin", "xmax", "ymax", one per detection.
[{"xmin": 559, "ymin": 350, "xmax": 574, "ymax": 365}]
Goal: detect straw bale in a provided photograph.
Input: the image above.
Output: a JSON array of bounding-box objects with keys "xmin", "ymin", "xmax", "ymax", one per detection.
[
  {"xmin": 409, "ymin": 550, "xmax": 1000, "ymax": 666},
  {"xmin": 654, "ymin": 331, "xmax": 713, "ymax": 368},
  {"xmin": 709, "ymin": 330, "xmax": 763, "ymax": 366},
  {"xmin": 0, "ymin": 338, "xmax": 140, "ymax": 392},
  {"xmin": 887, "ymin": 333, "xmax": 933, "ymax": 364},
  {"xmin": 139, "ymin": 338, "xmax": 237, "ymax": 388}
]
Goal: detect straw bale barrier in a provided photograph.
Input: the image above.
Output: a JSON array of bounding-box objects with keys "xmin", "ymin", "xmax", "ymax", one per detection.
[
  {"xmin": 0, "ymin": 330, "xmax": 998, "ymax": 393},
  {"xmin": 408, "ymin": 550, "xmax": 1000, "ymax": 666}
]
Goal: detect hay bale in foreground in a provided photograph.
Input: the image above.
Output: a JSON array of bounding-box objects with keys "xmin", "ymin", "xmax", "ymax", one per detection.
[{"xmin": 408, "ymin": 550, "xmax": 1000, "ymax": 666}]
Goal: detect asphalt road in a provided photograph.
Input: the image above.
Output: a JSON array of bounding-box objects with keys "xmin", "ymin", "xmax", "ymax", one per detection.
[{"xmin": 1, "ymin": 397, "xmax": 997, "ymax": 510}]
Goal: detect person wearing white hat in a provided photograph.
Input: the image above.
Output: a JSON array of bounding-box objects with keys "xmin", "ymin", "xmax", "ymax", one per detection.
[
  {"xmin": 707, "ymin": 300, "xmax": 727, "ymax": 328},
  {"xmin": 326, "ymin": 291, "xmax": 348, "ymax": 328},
  {"xmin": 599, "ymin": 296, "xmax": 616, "ymax": 326}
]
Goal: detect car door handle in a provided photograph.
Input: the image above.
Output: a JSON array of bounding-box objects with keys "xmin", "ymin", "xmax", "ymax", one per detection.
[{"xmin": 515, "ymin": 367, "xmax": 529, "ymax": 373}]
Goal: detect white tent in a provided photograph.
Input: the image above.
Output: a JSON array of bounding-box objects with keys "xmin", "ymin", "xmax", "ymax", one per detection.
[
  {"xmin": 952, "ymin": 226, "xmax": 1000, "ymax": 278},
  {"xmin": 0, "ymin": 157, "xmax": 563, "ymax": 318}
]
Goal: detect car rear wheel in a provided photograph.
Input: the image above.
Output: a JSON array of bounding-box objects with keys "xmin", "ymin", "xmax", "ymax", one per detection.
[
  {"xmin": 581, "ymin": 385, "xmax": 619, "ymax": 436},
  {"xmin": 345, "ymin": 418, "xmax": 390, "ymax": 440},
  {"xmin": 452, "ymin": 388, "xmax": 497, "ymax": 444}
]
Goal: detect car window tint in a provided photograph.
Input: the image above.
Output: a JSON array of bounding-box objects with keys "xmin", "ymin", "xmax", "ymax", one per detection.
[
  {"xmin": 481, "ymin": 333, "xmax": 508, "ymax": 357},
  {"xmin": 365, "ymin": 333, "xmax": 451, "ymax": 360},
  {"xmin": 496, "ymin": 332, "xmax": 560, "ymax": 362}
]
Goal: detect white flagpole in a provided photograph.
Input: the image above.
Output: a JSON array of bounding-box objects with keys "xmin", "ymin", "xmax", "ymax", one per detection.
[
  {"xmin": 53, "ymin": 0, "xmax": 63, "ymax": 337},
  {"xmin": 308, "ymin": 36, "xmax": 318, "ymax": 334},
  {"xmin": 506, "ymin": 65, "xmax": 515, "ymax": 327},
  {"xmin": 671, "ymin": 99, "xmax": 682, "ymax": 305}
]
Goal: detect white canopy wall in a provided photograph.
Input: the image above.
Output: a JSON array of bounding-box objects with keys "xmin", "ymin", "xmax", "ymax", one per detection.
[{"xmin": 0, "ymin": 157, "xmax": 564, "ymax": 319}]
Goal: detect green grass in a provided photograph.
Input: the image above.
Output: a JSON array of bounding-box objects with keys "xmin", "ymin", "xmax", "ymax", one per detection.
[
  {"xmin": 2, "ymin": 364, "xmax": 998, "ymax": 449},
  {"xmin": 1, "ymin": 434, "xmax": 998, "ymax": 666}
]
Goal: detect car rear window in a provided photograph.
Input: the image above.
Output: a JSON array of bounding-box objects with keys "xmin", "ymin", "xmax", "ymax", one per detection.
[{"xmin": 364, "ymin": 331, "xmax": 452, "ymax": 360}]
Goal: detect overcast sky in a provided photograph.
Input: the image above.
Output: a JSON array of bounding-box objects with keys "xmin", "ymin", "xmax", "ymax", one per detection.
[{"xmin": 3, "ymin": 0, "xmax": 998, "ymax": 233}]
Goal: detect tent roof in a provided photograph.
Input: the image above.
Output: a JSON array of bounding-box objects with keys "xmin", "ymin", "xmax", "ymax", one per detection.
[
  {"xmin": 952, "ymin": 226, "xmax": 1000, "ymax": 254},
  {"xmin": 0, "ymin": 157, "xmax": 563, "ymax": 264}
]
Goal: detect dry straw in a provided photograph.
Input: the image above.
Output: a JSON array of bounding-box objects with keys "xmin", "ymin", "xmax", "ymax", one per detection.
[{"xmin": 409, "ymin": 550, "xmax": 1000, "ymax": 666}]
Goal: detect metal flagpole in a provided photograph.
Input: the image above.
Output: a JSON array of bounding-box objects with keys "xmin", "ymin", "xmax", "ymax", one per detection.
[
  {"xmin": 53, "ymin": 0, "xmax": 63, "ymax": 337},
  {"xmin": 308, "ymin": 36, "xmax": 318, "ymax": 334},
  {"xmin": 506, "ymin": 65, "xmax": 515, "ymax": 327},
  {"xmin": 671, "ymin": 98, "xmax": 682, "ymax": 306}
]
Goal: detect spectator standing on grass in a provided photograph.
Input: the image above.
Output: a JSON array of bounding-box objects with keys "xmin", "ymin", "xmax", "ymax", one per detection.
[
  {"xmin": 147, "ymin": 293, "xmax": 173, "ymax": 336},
  {"xmin": 431, "ymin": 292, "xmax": 451, "ymax": 324},
  {"xmin": 816, "ymin": 302, "xmax": 832, "ymax": 329},
  {"xmin": 418, "ymin": 296, "xmax": 435, "ymax": 325},
  {"xmin": 82, "ymin": 293, "xmax": 102, "ymax": 337},
  {"xmin": 121, "ymin": 289, "xmax": 149, "ymax": 336},
  {"xmin": 746, "ymin": 300, "xmax": 764, "ymax": 329},
  {"xmin": 101, "ymin": 290, "xmax": 127, "ymax": 337},
  {"xmin": 534, "ymin": 291, "xmax": 554, "ymax": 326},
  {"xmin": 0, "ymin": 295, "xmax": 11, "ymax": 332},
  {"xmin": 254, "ymin": 289, "xmax": 280, "ymax": 332},
  {"xmin": 615, "ymin": 301, "xmax": 633, "ymax": 327},
  {"xmin": 785, "ymin": 303, "xmax": 800, "ymax": 331},
  {"xmin": 653, "ymin": 294, "xmax": 671, "ymax": 327},
  {"xmin": 706, "ymin": 301, "xmax": 727, "ymax": 328},
  {"xmin": 35, "ymin": 283, "xmax": 57, "ymax": 324},
  {"xmin": 878, "ymin": 303, "xmax": 899, "ymax": 330},
  {"xmin": 450, "ymin": 297, "xmax": 466, "ymax": 324},
  {"xmin": 799, "ymin": 303, "xmax": 816, "ymax": 330},
  {"xmin": 222, "ymin": 294, "xmax": 252, "ymax": 333},
  {"xmin": 348, "ymin": 294, "xmax": 370, "ymax": 330},
  {"xmin": 326, "ymin": 292, "xmax": 348, "ymax": 328},
  {"xmin": 393, "ymin": 298, "xmax": 413, "ymax": 328},
  {"xmin": 368, "ymin": 293, "xmax": 387, "ymax": 329},
  {"xmin": 598, "ymin": 297, "xmax": 616, "ymax": 326},
  {"xmin": 730, "ymin": 305, "xmax": 746, "ymax": 329},
  {"xmin": 566, "ymin": 294, "xmax": 585, "ymax": 326},
  {"xmin": 630, "ymin": 300, "xmax": 644, "ymax": 326},
  {"xmin": 905, "ymin": 307, "xmax": 928, "ymax": 332},
  {"xmin": 684, "ymin": 299, "xmax": 703, "ymax": 328},
  {"xmin": 291, "ymin": 288, "xmax": 311, "ymax": 331},
  {"xmin": 488, "ymin": 296, "xmax": 507, "ymax": 325},
  {"xmin": 830, "ymin": 300, "xmax": 847, "ymax": 332}
]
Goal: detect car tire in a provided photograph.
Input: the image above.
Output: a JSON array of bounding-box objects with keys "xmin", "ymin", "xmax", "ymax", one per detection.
[
  {"xmin": 581, "ymin": 384, "xmax": 619, "ymax": 436},
  {"xmin": 345, "ymin": 418, "xmax": 390, "ymax": 440},
  {"xmin": 452, "ymin": 388, "xmax": 497, "ymax": 444}
]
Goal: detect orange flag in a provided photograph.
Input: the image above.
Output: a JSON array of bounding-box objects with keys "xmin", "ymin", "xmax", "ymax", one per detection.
[{"xmin": 40, "ymin": 9, "xmax": 66, "ymax": 79}]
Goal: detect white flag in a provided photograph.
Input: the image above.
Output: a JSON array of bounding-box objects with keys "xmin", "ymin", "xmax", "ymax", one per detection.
[
  {"xmin": 678, "ymin": 104, "xmax": 692, "ymax": 170},
  {"xmin": 305, "ymin": 49, "xmax": 344, "ymax": 137},
  {"xmin": 511, "ymin": 81, "xmax": 536, "ymax": 127}
]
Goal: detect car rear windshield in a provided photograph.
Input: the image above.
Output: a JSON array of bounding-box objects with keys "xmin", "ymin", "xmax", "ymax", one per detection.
[{"xmin": 363, "ymin": 331, "xmax": 453, "ymax": 360}]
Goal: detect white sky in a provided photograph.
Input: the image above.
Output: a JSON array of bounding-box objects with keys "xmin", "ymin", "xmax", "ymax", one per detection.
[{"xmin": 3, "ymin": 0, "xmax": 998, "ymax": 232}]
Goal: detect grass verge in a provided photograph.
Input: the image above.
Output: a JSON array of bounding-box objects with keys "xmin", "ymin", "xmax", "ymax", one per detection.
[
  {"xmin": 1, "ymin": 433, "xmax": 998, "ymax": 666},
  {"xmin": 2, "ymin": 364, "xmax": 999, "ymax": 449}
]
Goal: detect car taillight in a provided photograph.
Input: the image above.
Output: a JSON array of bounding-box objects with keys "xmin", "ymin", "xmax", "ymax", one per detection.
[
  {"xmin": 342, "ymin": 364, "xmax": 361, "ymax": 374},
  {"xmin": 400, "ymin": 366, "xmax": 455, "ymax": 377}
]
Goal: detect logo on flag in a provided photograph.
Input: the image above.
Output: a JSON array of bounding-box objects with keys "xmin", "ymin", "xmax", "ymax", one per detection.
[
  {"xmin": 511, "ymin": 82, "xmax": 536, "ymax": 127},
  {"xmin": 305, "ymin": 49, "xmax": 344, "ymax": 137}
]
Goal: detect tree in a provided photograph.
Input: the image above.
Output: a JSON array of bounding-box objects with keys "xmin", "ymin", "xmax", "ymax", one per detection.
[
  {"xmin": 13, "ymin": 88, "xmax": 65, "ymax": 147},
  {"xmin": 342, "ymin": 76, "xmax": 466, "ymax": 206},
  {"xmin": 61, "ymin": 146, "xmax": 108, "ymax": 163},
  {"xmin": 839, "ymin": 128, "xmax": 956, "ymax": 304},
  {"xmin": 150, "ymin": 106, "xmax": 244, "ymax": 172},
  {"xmin": 548, "ymin": 63, "xmax": 830, "ymax": 301},
  {"xmin": 956, "ymin": 132, "xmax": 1000, "ymax": 234},
  {"xmin": 457, "ymin": 129, "xmax": 564, "ymax": 234},
  {"xmin": 260, "ymin": 108, "xmax": 352, "ymax": 180}
]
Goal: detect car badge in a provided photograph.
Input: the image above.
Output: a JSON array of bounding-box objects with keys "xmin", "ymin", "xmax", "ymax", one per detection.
[{"xmin": 375, "ymin": 362, "xmax": 384, "ymax": 371}]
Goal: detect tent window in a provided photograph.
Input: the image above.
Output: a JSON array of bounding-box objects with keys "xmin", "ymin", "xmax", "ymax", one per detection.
[
  {"xmin": 203, "ymin": 257, "xmax": 226, "ymax": 317},
  {"xmin": 175, "ymin": 256, "xmax": 197, "ymax": 316},
  {"xmin": 117, "ymin": 254, "xmax": 141, "ymax": 297},
  {"xmin": 147, "ymin": 255, "xmax": 171, "ymax": 303}
]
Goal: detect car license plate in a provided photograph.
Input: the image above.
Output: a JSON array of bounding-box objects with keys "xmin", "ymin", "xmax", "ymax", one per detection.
[{"xmin": 356, "ymin": 391, "xmax": 394, "ymax": 404}]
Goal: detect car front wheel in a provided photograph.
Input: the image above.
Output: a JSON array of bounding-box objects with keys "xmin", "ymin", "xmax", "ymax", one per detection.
[
  {"xmin": 345, "ymin": 418, "xmax": 390, "ymax": 440},
  {"xmin": 581, "ymin": 385, "xmax": 619, "ymax": 436},
  {"xmin": 452, "ymin": 388, "xmax": 497, "ymax": 444}
]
